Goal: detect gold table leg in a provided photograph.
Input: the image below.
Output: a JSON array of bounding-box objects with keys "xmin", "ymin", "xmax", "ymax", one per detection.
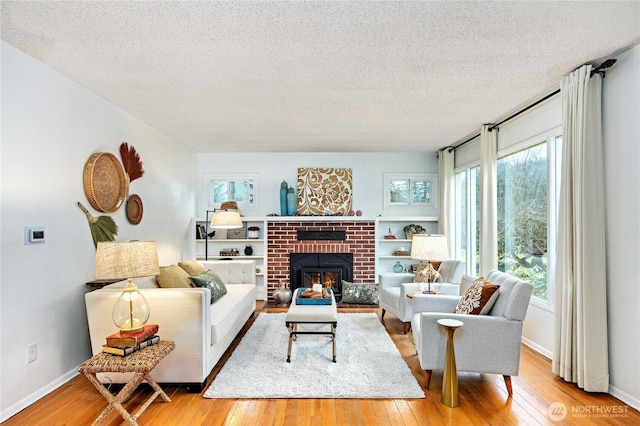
[{"xmin": 437, "ymin": 319, "xmax": 463, "ymax": 408}]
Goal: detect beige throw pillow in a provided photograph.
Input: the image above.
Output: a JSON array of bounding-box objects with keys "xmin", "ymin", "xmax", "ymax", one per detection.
[
  {"xmin": 156, "ymin": 264, "xmax": 193, "ymax": 288},
  {"xmin": 454, "ymin": 278, "xmax": 500, "ymax": 315},
  {"xmin": 178, "ymin": 260, "xmax": 207, "ymax": 276}
]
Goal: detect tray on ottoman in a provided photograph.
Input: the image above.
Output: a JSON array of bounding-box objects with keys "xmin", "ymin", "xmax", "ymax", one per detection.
[{"xmin": 296, "ymin": 288, "xmax": 333, "ymax": 305}]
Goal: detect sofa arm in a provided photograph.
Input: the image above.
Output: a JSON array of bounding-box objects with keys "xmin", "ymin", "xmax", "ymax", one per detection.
[
  {"xmin": 379, "ymin": 273, "xmax": 414, "ymax": 290},
  {"xmin": 411, "ymin": 293, "xmax": 460, "ymax": 313},
  {"xmin": 85, "ymin": 287, "xmax": 211, "ymax": 383},
  {"xmin": 415, "ymin": 312, "xmax": 524, "ymax": 375}
]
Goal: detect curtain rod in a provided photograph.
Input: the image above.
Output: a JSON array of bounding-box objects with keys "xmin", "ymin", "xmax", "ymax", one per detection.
[{"xmin": 445, "ymin": 58, "xmax": 616, "ymax": 153}]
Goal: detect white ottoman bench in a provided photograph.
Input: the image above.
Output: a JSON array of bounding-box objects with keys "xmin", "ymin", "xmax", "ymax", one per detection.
[{"xmin": 285, "ymin": 288, "xmax": 338, "ymax": 362}]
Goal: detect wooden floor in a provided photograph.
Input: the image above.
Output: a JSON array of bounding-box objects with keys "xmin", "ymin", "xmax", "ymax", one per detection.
[{"xmin": 4, "ymin": 304, "xmax": 639, "ymax": 425}]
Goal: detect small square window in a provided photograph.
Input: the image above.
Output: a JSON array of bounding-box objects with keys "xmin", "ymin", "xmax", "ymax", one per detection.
[{"xmin": 384, "ymin": 173, "xmax": 436, "ymax": 209}]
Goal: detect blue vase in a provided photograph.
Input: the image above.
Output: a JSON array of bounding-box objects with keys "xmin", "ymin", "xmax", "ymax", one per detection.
[
  {"xmin": 280, "ymin": 180, "xmax": 288, "ymax": 215},
  {"xmin": 287, "ymin": 186, "xmax": 296, "ymax": 216},
  {"xmin": 393, "ymin": 261, "xmax": 404, "ymax": 273}
]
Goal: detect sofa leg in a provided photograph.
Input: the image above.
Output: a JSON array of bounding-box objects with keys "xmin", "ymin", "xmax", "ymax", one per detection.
[
  {"xmin": 403, "ymin": 322, "xmax": 410, "ymax": 334},
  {"xmin": 381, "ymin": 309, "xmax": 386, "ymax": 319},
  {"xmin": 425, "ymin": 370, "xmax": 432, "ymax": 389},
  {"xmin": 503, "ymin": 375, "xmax": 513, "ymax": 397}
]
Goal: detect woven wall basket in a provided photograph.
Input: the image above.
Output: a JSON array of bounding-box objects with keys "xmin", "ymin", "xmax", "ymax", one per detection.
[{"xmin": 83, "ymin": 152, "xmax": 128, "ymax": 213}]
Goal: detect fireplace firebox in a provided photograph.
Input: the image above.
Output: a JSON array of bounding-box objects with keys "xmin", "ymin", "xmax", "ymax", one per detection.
[{"xmin": 290, "ymin": 253, "xmax": 353, "ymax": 300}]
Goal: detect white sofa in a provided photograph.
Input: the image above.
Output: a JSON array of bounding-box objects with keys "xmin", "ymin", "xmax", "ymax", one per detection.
[{"xmin": 84, "ymin": 260, "xmax": 257, "ymax": 392}]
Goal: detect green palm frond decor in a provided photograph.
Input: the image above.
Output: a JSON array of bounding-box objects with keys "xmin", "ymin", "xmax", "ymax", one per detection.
[{"xmin": 77, "ymin": 202, "xmax": 118, "ymax": 248}]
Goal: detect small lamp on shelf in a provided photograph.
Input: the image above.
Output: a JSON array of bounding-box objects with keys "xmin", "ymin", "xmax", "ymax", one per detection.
[
  {"xmin": 205, "ymin": 201, "xmax": 243, "ymax": 260},
  {"xmin": 94, "ymin": 241, "xmax": 160, "ymax": 333},
  {"xmin": 410, "ymin": 234, "xmax": 449, "ymax": 294}
]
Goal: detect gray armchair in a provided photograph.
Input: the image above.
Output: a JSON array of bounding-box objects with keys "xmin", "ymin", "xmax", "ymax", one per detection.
[
  {"xmin": 410, "ymin": 270, "xmax": 533, "ymax": 396},
  {"xmin": 379, "ymin": 260, "xmax": 465, "ymax": 333}
]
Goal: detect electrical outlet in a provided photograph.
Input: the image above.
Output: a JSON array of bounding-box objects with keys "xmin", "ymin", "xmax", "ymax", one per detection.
[{"xmin": 27, "ymin": 342, "xmax": 37, "ymax": 363}]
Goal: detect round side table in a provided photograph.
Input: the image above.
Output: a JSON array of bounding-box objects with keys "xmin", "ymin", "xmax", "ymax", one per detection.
[{"xmin": 437, "ymin": 318, "xmax": 463, "ymax": 408}]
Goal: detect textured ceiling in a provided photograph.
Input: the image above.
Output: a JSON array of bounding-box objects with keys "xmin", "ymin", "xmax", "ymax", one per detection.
[{"xmin": 1, "ymin": 1, "xmax": 639, "ymax": 153}]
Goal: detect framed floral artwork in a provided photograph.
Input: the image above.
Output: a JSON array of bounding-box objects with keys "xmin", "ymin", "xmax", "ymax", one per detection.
[{"xmin": 296, "ymin": 168, "xmax": 353, "ymax": 215}]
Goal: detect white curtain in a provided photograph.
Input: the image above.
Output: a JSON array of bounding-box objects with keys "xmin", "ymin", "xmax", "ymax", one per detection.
[
  {"xmin": 553, "ymin": 65, "xmax": 609, "ymax": 392},
  {"xmin": 438, "ymin": 148, "xmax": 455, "ymax": 257},
  {"xmin": 480, "ymin": 125, "xmax": 498, "ymax": 275}
]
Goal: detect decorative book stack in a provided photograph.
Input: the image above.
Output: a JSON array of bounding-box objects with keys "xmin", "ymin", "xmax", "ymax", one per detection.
[{"xmin": 102, "ymin": 324, "xmax": 160, "ymax": 356}]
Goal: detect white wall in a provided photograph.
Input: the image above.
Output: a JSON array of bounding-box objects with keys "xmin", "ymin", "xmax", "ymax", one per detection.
[
  {"xmin": 0, "ymin": 42, "xmax": 197, "ymax": 421},
  {"xmin": 602, "ymin": 44, "xmax": 640, "ymax": 409},
  {"xmin": 196, "ymin": 152, "xmax": 438, "ymax": 218}
]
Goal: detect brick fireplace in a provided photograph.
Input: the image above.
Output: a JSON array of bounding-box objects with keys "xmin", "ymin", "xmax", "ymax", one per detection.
[{"xmin": 266, "ymin": 220, "xmax": 375, "ymax": 301}]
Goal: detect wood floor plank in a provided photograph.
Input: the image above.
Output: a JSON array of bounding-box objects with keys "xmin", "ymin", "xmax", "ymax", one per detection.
[{"xmin": 4, "ymin": 304, "xmax": 639, "ymax": 426}]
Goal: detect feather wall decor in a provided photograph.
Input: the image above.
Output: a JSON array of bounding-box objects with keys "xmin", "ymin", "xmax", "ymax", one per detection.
[{"xmin": 119, "ymin": 142, "xmax": 145, "ymax": 182}]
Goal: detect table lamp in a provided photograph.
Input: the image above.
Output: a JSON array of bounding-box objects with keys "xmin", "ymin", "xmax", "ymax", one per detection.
[
  {"xmin": 205, "ymin": 201, "xmax": 243, "ymax": 259},
  {"xmin": 94, "ymin": 241, "xmax": 160, "ymax": 333},
  {"xmin": 410, "ymin": 234, "xmax": 449, "ymax": 294}
]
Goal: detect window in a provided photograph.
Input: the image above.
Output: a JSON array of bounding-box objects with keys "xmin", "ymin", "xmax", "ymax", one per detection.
[
  {"xmin": 205, "ymin": 174, "xmax": 257, "ymax": 209},
  {"xmin": 496, "ymin": 135, "xmax": 561, "ymax": 302},
  {"xmin": 455, "ymin": 166, "xmax": 480, "ymax": 275},
  {"xmin": 384, "ymin": 173, "xmax": 436, "ymax": 209},
  {"xmin": 454, "ymin": 133, "xmax": 561, "ymax": 304}
]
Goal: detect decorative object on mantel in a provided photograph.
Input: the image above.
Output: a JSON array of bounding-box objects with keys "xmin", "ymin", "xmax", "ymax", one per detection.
[
  {"xmin": 126, "ymin": 194, "xmax": 143, "ymax": 224},
  {"xmin": 404, "ymin": 223, "xmax": 427, "ymax": 239},
  {"xmin": 287, "ymin": 186, "xmax": 296, "ymax": 216},
  {"xmin": 296, "ymin": 168, "xmax": 353, "ymax": 216},
  {"xmin": 280, "ymin": 180, "xmax": 288, "ymax": 215},
  {"xmin": 83, "ymin": 152, "xmax": 128, "ymax": 213},
  {"xmin": 77, "ymin": 202, "xmax": 118, "ymax": 248}
]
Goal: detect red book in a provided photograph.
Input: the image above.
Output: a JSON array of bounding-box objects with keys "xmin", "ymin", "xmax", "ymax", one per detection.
[{"xmin": 105, "ymin": 324, "xmax": 159, "ymax": 348}]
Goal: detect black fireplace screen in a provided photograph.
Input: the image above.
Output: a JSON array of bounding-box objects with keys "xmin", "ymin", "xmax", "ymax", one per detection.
[{"xmin": 289, "ymin": 253, "xmax": 353, "ymax": 300}]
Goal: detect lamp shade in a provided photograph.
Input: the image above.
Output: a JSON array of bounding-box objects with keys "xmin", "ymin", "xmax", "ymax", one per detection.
[
  {"xmin": 94, "ymin": 241, "xmax": 160, "ymax": 333},
  {"xmin": 94, "ymin": 241, "xmax": 160, "ymax": 280},
  {"xmin": 410, "ymin": 234, "xmax": 449, "ymax": 261},
  {"xmin": 210, "ymin": 201, "xmax": 243, "ymax": 229}
]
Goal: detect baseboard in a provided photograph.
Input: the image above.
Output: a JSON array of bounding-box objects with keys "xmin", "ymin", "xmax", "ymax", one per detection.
[
  {"xmin": 521, "ymin": 339, "xmax": 640, "ymax": 413},
  {"xmin": 522, "ymin": 337, "xmax": 552, "ymax": 359},
  {"xmin": 609, "ymin": 384, "xmax": 640, "ymax": 412},
  {"xmin": 0, "ymin": 368, "xmax": 78, "ymax": 423}
]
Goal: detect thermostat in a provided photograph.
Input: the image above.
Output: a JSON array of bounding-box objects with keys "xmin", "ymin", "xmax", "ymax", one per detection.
[{"xmin": 24, "ymin": 226, "xmax": 45, "ymax": 244}]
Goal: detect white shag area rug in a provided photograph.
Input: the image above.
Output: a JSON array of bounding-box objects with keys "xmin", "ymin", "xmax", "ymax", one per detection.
[{"xmin": 204, "ymin": 312, "xmax": 425, "ymax": 399}]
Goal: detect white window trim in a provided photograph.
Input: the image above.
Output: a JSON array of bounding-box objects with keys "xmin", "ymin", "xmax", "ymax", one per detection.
[
  {"xmin": 383, "ymin": 172, "xmax": 437, "ymax": 210},
  {"xmin": 203, "ymin": 173, "xmax": 259, "ymax": 211}
]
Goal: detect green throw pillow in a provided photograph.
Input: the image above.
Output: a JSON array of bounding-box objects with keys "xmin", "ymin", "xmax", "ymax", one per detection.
[
  {"xmin": 191, "ymin": 270, "xmax": 228, "ymax": 304},
  {"xmin": 341, "ymin": 281, "xmax": 379, "ymax": 305}
]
